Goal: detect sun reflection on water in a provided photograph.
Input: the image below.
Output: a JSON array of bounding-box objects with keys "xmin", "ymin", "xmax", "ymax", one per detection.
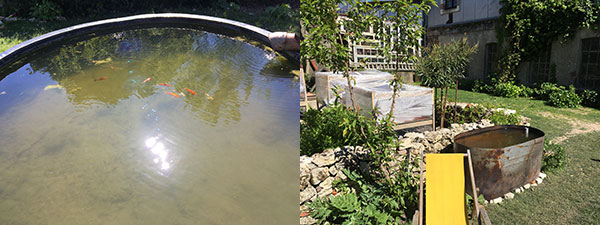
[{"xmin": 145, "ymin": 137, "xmax": 171, "ymax": 171}]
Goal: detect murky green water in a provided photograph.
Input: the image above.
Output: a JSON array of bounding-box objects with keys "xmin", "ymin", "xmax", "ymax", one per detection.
[
  {"xmin": 455, "ymin": 127, "xmax": 541, "ymax": 148},
  {"xmin": 0, "ymin": 28, "xmax": 299, "ymax": 225}
]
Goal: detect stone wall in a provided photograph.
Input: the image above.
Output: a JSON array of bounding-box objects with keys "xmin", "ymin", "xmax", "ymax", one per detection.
[{"xmin": 299, "ymin": 105, "xmax": 530, "ymax": 224}]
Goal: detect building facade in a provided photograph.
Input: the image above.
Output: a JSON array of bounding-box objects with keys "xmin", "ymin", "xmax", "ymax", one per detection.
[{"xmin": 426, "ymin": 0, "xmax": 600, "ymax": 89}]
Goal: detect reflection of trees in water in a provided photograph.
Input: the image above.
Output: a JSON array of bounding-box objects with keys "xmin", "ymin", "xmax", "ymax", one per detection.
[{"xmin": 25, "ymin": 28, "xmax": 292, "ymax": 125}]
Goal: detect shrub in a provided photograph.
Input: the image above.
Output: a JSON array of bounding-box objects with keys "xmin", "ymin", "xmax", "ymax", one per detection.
[
  {"xmin": 437, "ymin": 104, "xmax": 487, "ymax": 127},
  {"xmin": 491, "ymin": 82, "xmax": 524, "ymax": 98},
  {"xmin": 310, "ymin": 164, "xmax": 420, "ymax": 224},
  {"xmin": 300, "ymin": 104, "xmax": 359, "ymax": 156},
  {"xmin": 580, "ymin": 89, "xmax": 599, "ymax": 108},
  {"xmin": 300, "ymin": 102, "xmax": 397, "ymax": 156},
  {"xmin": 520, "ymin": 84, "xmax": 535, "ymax": 97},
  {"xmin": 488, "ymin": 110, "xmax": 521, "ymax": 125},
  {"xmin": 542, "ymin": 140, "xmax": 566, "ymax": 172},
  {"xmin": 535, "ymin": 82, "xmax": 562, "ymax": 100},
  {"xmin": 547, "ymin": 86, "xmax": 581, "ymax": 108},
  {"xmin": 30, "ymin": 0, "xmax": 63, "ymax": 21},
  {"xmin": 471, "ymin": 80, "xmax": 490, "ymax": 93}
]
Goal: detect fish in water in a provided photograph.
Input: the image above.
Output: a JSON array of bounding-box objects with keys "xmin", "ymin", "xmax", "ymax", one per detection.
[
  {"xmin": 94, "ymin": 77, "xmax": 108, "ymax": 81},
  {"xmin": 44, "ymin": 84, "xmax": 64, "ymax": 90},
  {"xmin": 185, "ymin": 88, "xmax": 197, "ymax": 95},
  {"xmin": 143, "ymin": 77, "xmax": 152, "ymax": 83},
  {"xmin": 205, "ymin": 93, "xmax": 214, "ymax": 101},
  {"xmin": 0, "ymin": 91, "xmax": 6, "ymax": 95},
  {"xmin": 165, "ymin": 92, "xmax": 180, "ymax": 98},
  {"xmin": 92, "ymin": 57, "xmax": 112, "ymax": 65},
  {"xmin": 159, "ymin": 83, "xmax": 171, "ymax": 87}
]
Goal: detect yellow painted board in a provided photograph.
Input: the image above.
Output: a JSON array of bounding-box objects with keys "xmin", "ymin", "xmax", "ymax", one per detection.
[{"xmin": 425, "ymin": 153, "xmax": 467, "ymax": 225}]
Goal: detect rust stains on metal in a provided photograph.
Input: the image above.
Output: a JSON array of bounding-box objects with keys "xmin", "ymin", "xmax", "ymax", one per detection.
[{"xmin": 454, "ymin": 125, "xmax": 545, "ymax": 200}]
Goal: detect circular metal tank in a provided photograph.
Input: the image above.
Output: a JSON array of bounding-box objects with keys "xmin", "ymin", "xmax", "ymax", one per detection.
[{"xmin": 453, "ymin": 125, "xmax": 545, "ymax": 200}]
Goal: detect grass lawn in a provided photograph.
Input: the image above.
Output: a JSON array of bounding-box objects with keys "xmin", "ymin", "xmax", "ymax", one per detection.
[{"xmin": 449, "ymin": 89, "xmax": 600, "ymax": 224}]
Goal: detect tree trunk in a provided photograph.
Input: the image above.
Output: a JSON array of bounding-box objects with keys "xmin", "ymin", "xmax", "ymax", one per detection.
[
  {"xmin": 454, "ymin": 80, "xmax": 458, "ymax": 123},
  {"xmin": 388, "ymin": 54, "xmax": 401, "ymax": 117},
  {"xmin": 441, "ymin": 87, "xmax": 448, "ymax": 128},
  {"xmin": 338, "ymin": 33, "xmax": 357, "ymax": 111}
]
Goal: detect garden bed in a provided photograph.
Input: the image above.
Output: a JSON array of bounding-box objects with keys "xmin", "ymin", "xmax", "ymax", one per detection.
[{"xmin": 300, "ymin": 103, "xmax": 532, "ymax": 224}]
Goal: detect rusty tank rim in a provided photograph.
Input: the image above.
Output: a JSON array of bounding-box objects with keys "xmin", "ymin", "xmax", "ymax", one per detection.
[{"xmin": 453, "ymin": 125, "xmax": 545, "ymax": 149}]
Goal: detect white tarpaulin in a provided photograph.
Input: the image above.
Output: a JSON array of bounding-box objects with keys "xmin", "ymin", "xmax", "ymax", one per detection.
[{"xmin": 315, "ymin": 70, "xmax": 433, "ymax": 125}]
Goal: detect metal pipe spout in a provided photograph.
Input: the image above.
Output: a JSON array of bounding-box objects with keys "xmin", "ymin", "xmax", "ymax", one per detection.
[{"xmin": 268, "ymin": 32, "xmax": 300, "ymax": 51}]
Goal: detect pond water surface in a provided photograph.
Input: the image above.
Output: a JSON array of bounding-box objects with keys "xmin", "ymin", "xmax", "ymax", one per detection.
[{"xmin": 0, "ymin": 28, "xmax": 298, "ymax": 225}]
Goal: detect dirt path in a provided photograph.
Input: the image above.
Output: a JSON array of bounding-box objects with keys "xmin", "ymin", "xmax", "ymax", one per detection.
[{"xmin": 539, "ymin": 111, "xmax": 600, "ymax": 143}]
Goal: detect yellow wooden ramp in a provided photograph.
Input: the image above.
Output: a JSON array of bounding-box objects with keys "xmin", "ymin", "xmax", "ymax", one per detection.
[{"xmin": 425, "ymin": 153, "xmax": 467, "ymax": 225}]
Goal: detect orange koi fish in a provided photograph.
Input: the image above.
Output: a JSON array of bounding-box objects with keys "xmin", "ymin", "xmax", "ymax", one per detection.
[
  {"xmin": 143, "ymin": 77, "xmax": 152, "ymax": 83},
  {"xmin": 159, "ymin": 83, "xmax": 171, "ymax": 87},
  {"xmin": 165, "ymin": 92, "xmax": 180, "ymax": 98},
  {"xmin": 300, "ymin": 212, "xmax": 310, "ymax": 217},
  {"xmin": 332, "ymin": 189, "xmax": 338, "ymax": 195},
  {"xmin": 185, "ymin": 88, "xmax": 197, "ymax": 95},
  {"xmin": 205, "ymin": 93, "xmax": 214, "ymax": 101},
  {"xmin": 94, "ymin": 77, "xmax": 108, "ymax": 81}
]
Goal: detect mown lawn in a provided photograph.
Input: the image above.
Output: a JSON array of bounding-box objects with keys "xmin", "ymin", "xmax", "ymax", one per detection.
[{"xmin": 448, "ymin": 89, "xmax": 600, "ymax": 224}]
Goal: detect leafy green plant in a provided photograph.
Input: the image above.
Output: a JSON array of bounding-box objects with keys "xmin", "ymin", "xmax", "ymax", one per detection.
[
  {"xmin": 535, "ymin": 82, "xmax": 562, "ymax": 100},
  {"xmin": 310, "ymin": 165, "xmax": 420, "ymax": 224},
  {"xmin": 492, "ymin": 82, "xmax": 523, "ymax": 98},
  {"xmin": 580, "ymin": 89, "xmax": 599, "ymax": 108},
  {"xmin": 488, "ymin": 111, "xmax": 521, "ymax": 125},
  {"xmin": 30, "ymin": 0, "xmax": 63, "ymax": 21},
  {"xmin": 542, "ymin": 140, "xmax": 566, "ymax": 172},
  {"xmin": 300, "ymin": 99, "xmax": 397, "ymax": 156},
  {"xmin": 452, "ymin": 104, "xmax": 487, "ymax": 125},
  {"xmin": 497, "ymin": 0, "xmax": 599, "ymax": 82},
  {"xmin": 547, "ymin": 86, "xmax": 581, "ymax": 108},
  {"xmin": 471, "ymin": 80, "xmax": 492, "ymax": 93}
]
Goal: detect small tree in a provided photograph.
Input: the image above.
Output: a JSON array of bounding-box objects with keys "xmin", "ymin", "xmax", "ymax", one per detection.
[{"xmin": 416, "ymin": 37, "xmax": 477, "ymax": 127}]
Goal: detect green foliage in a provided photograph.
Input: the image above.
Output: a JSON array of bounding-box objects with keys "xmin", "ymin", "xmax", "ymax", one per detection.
[
  {"xmin": 471, "ymin": 80, "xmax": 492, "ymax": 93},
  {"xmin": 300, "ymin": 100, "xmax": 398, "ymax": 156},
  {"xmin": 488, "ymin": 80, "xmax": 533, "ymax": 98},
  {"xmin": 300, "ymin": 103, "xmax": 362, "ymax": 155},
  {"xmin": 497, "ymin": 0, "xmax": 599, "ymax": 82},
  {"xmin": 453, "ymin": 104, "xmax": 486, "ymax": 125},
  {"xmin": 580, "ymin": 89, "xmax": 599, "ymax": 108},
  {"xmin": 488, "ymin": 111, "xmax": 521, "ymax": 125},
  {"xmin": 300, "ymin": 0, "xmax": 373, "ymax": 74},
  {"xmin": 547, "ymin": 86, "xmax": 582, "ymax": 108},
  {"xmin": 535, "ymin": 82, "xmax": 563, "ymax": 100},
  {"xmin": 310, "ymin": 166, "xmax": 420, "ymax": 224},
  {"xmin": 435, "ymin": 103, "xmax": 487, "ymax": 127},
  {"xmin": 542, "ymin": 140, "xmax": 566, "ymax": 172},
  {"xmin": 416, "ymin": 38, "xmax": 477, "ymax": 89},
  {"xmin": 30, "ymin": 0, "xmax": 63, "ymax": 21},
  {"xmin": 491, "ymin": 82, "xmax": 525, "ymax": 98}
]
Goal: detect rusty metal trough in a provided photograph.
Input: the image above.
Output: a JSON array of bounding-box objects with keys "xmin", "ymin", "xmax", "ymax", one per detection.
[{"xmin": 453, "ymin": 125, "xmax": 545, "ymax": 200}]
